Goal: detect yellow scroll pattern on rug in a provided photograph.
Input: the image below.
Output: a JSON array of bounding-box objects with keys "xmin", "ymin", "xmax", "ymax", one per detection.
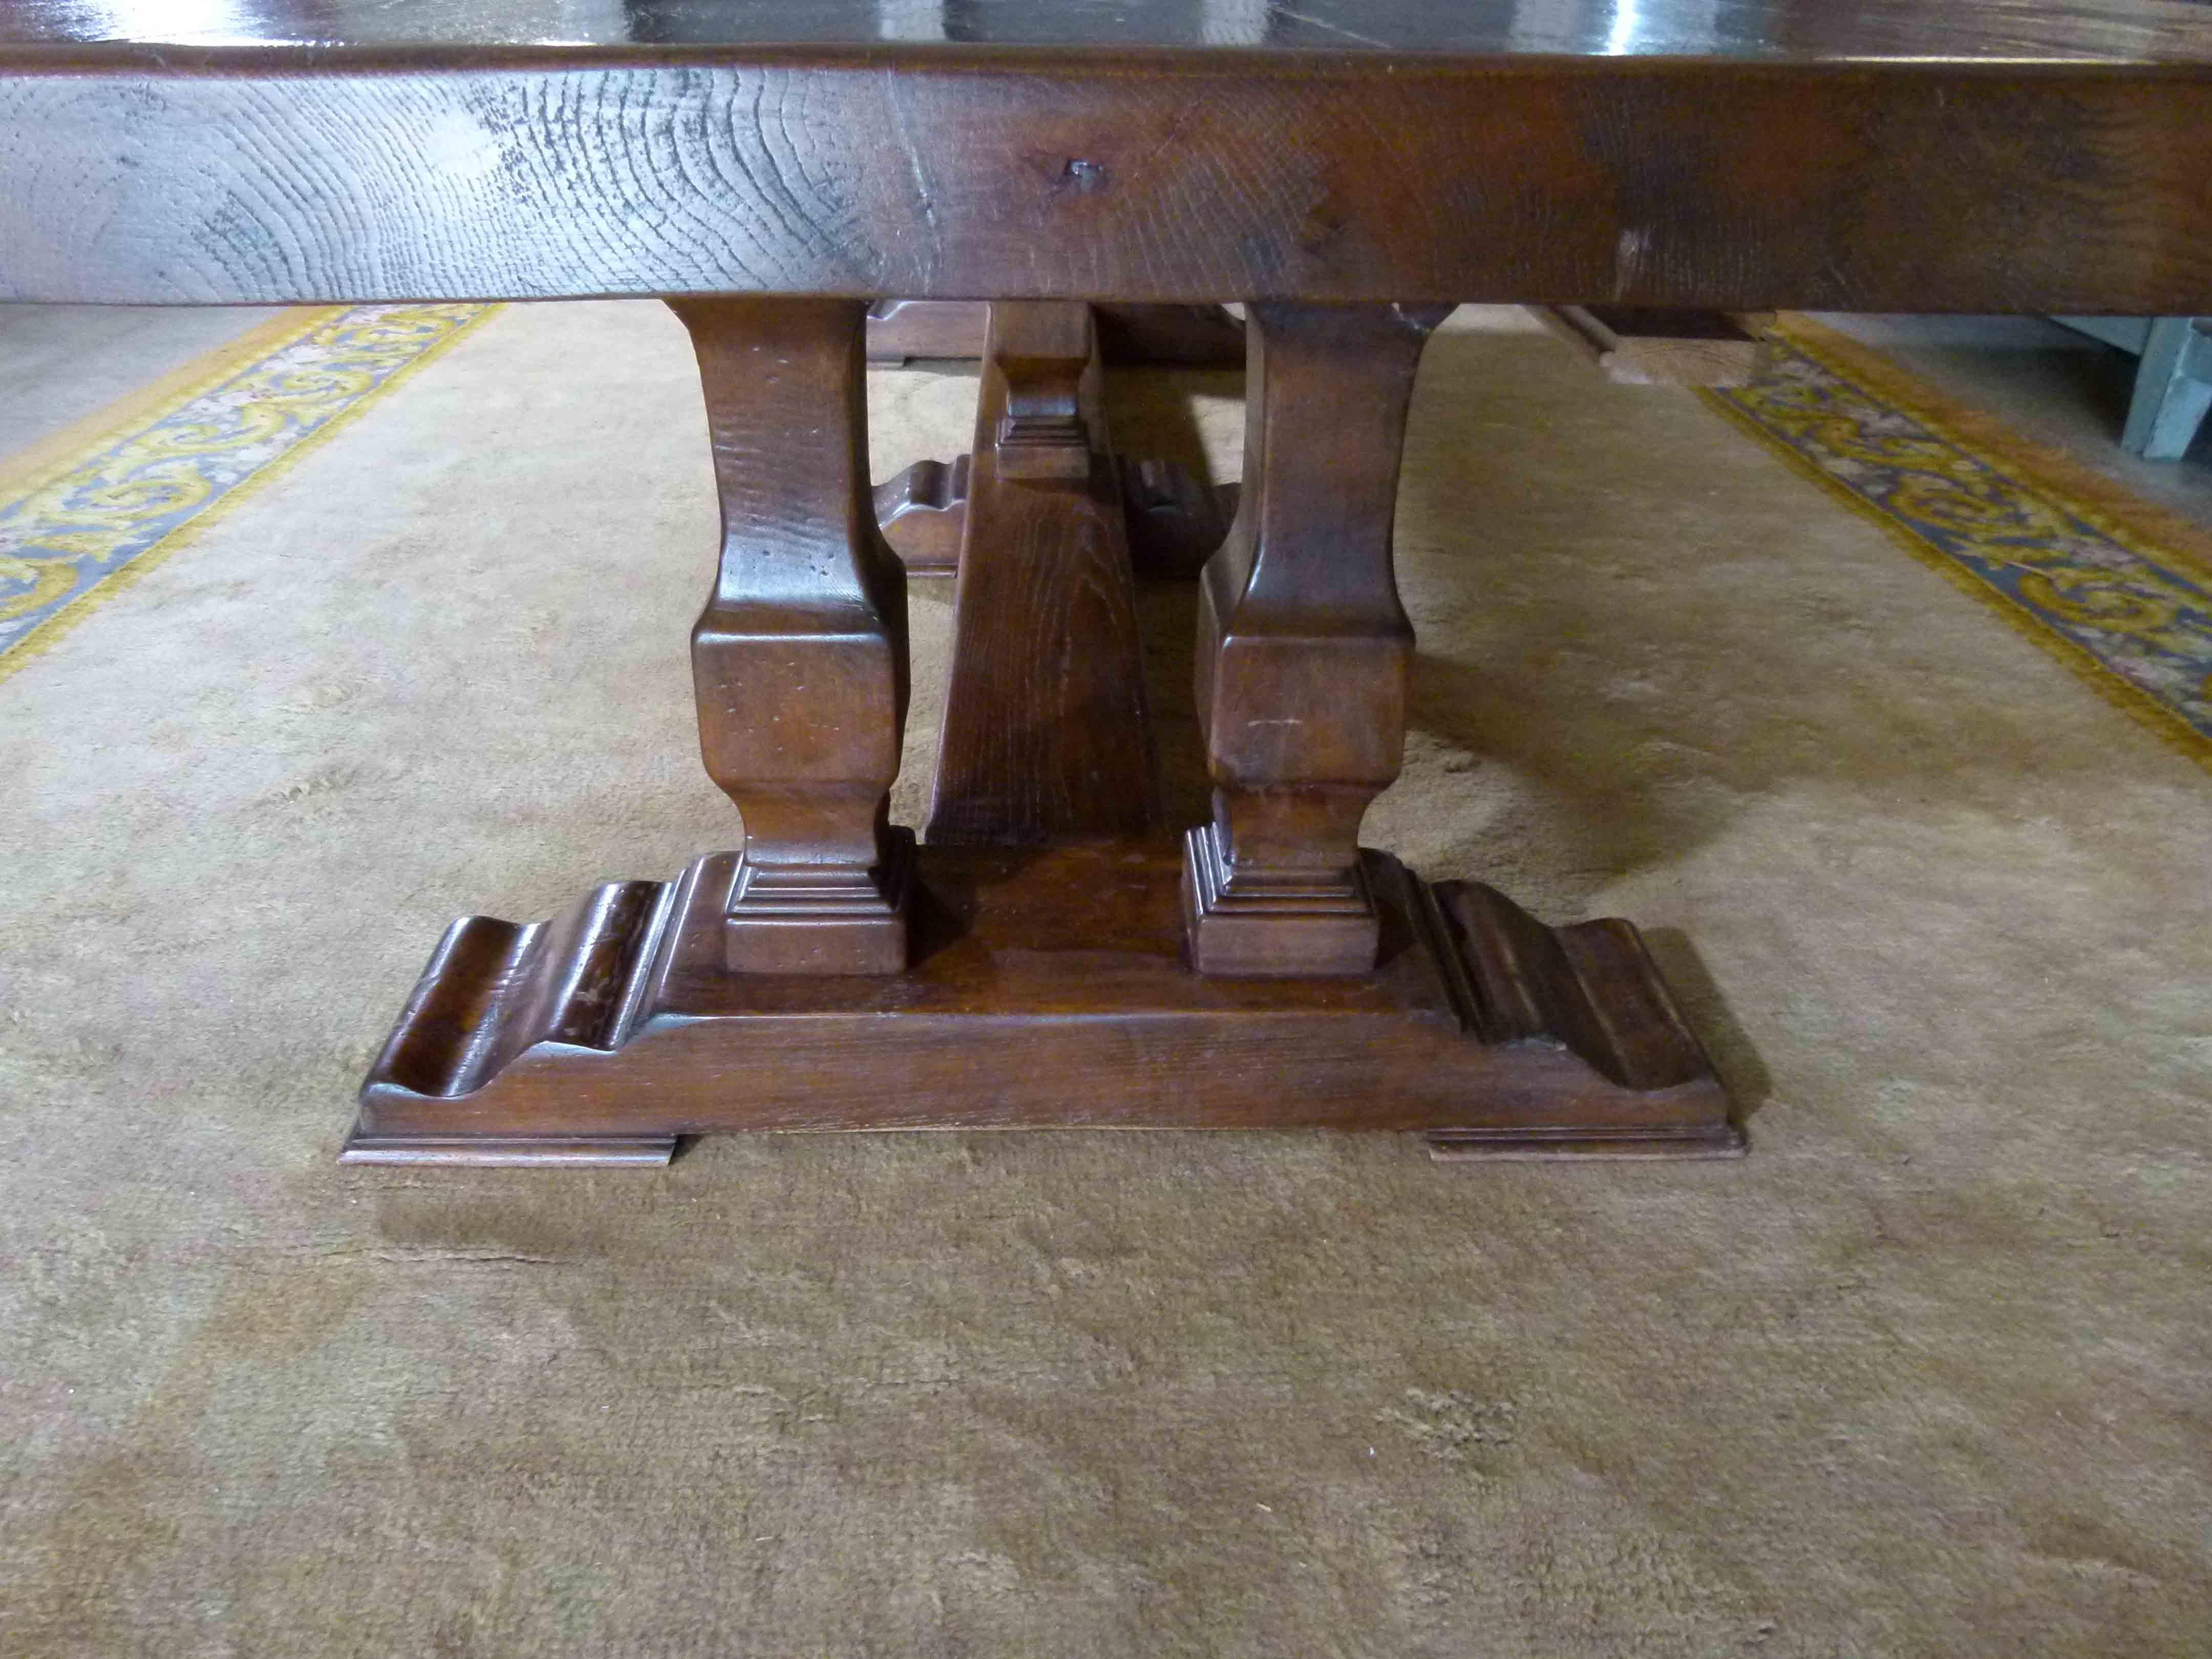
[
  {"xmin": 1706, "ymin": 322, "xmax": 2212, "ymax": 771},
  {"xmin": 0, "ymin": 304, "xmax": 496, "ymax": 676}
]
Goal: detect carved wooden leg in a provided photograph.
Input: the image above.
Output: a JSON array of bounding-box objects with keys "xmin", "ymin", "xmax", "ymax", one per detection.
[
  {"xmin": 343, "ymin": 297, "xmax": 1740, "ymax": 1166},
  {"xmin": 1184, "ymin": 302, "xmax": 1453, "ymax": 976},
  {"xmin": 667, "ymin": 297, "xmax": 912, "ymax": 974}
]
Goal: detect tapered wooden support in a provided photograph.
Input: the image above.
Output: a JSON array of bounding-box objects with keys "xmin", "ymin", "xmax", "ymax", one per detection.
[
  {"xmin": 346, "ymin": 843, "xmax": 1740, "ymax": 1161},
  {"xmin": 667, "ymin": 297, "xmax": 912, "ymax": 974},
  {"xmin": 1184, "ymin": 301, "xmax": 1453, "ymax": 977},
  {"xmin": 926, "ymin": 301, "xmax": 1158, "ymax": 844}
]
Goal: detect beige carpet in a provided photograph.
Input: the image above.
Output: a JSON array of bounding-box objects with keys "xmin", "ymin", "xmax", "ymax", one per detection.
[{"xmin": 3, "ymin": 303, "xmax": 2208, "ymax": 1656}]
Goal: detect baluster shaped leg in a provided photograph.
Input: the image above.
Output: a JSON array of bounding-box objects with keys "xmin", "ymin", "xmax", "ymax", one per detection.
[
  {"xmin": 668, "ymin": 297, "xmax": 912, "ymax": 974},
  {"xmin": 1183, "ymin": 302, "xmax": 1452, "ymax": 976}
]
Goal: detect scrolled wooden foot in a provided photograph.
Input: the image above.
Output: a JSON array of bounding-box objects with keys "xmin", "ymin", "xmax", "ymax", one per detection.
[
  {"xmin": 349, "ymin": 844, "xmax": 1738, "ymax": 1163},
  {"xmin": 1416, "ymin": 877, "xmax": 1745, "ymax": 1159},
  {"xmin": 1433, "ymin": 879, "xmax": 1714, "ymax": 1089}
]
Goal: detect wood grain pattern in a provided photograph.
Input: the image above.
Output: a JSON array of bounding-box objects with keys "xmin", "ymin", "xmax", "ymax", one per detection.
[
  {"xmin": 4, "ymin": 58, "xmax": 2211, "ymax": 310},
  {"xmin": 927, "ymin": 302, "xmax": 1158, "ymax": 844},
  {"xmin": 347, "ymin": 842, "xmax": 1739, "ymax": 1158},
  {"xmin": 668, "ymin": 296, "xmax": 913, "ymax": 973},
  {"xmin": 1184, "ymin": 301, "xmax": 1449, "ymax": 976}
]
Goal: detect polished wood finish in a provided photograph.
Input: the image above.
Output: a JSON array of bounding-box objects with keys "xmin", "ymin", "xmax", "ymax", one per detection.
[
  {"xmin": 667, "ymin": 297, "xmax": 913, "ymax": 973},
  {"xmin": 927, "ymin": 303, "xmax": 1157, "ymax": 844},
  {"xmin": 1532, "ymin": 306, "xmax": 1772, "ymax": 388},
  {"xmin": 876, "ymin": 452, "xmax": 1231, "ymax": 581},
  {"xmin": 7, "ymin": 0, "xmax": 2207, "ymax": 60},
  {"xmin": 1184, "ymin": 302, "xmax": 1450, "ymax": 976},
  {"xmin": 7, "ymin": 27, "xmax": 2212, "ymax": 312},
  {"xmin": 342, "ymin": 842, "xmax": 1740, "ymax": 1159}
]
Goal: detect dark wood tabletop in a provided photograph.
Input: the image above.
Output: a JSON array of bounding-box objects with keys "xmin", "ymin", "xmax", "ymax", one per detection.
[
  {"xmin": 7, "ymin": 0, "xmax": 2212, "ymax": 60},
  {"xmin": 3, "ymin": 1, "xmax": 2209, "ymax": 310}
]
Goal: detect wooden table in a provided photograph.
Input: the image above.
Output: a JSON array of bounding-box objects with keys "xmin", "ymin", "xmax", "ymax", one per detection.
[{"xmin": 6, "ymin": 1, "xmax": 2210, "ymax": 1167}]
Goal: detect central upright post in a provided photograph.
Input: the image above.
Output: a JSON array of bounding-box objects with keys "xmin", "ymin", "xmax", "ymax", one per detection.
[{"xmin": 926, "ymin": 301, "xmax": 1158, "ymax": 845}]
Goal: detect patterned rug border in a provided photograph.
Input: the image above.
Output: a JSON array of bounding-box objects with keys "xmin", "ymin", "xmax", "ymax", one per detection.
[
  {"xmin": 1704, "ymin": 316, "xmax": 2212, "ymax": 776},
  {"xmin": 0, "ymin": 303, "xmax": 501, "ymax": 690},
  {"xmin": 0, "ymin": 310, "xmax": 338, "ymax": 501}
]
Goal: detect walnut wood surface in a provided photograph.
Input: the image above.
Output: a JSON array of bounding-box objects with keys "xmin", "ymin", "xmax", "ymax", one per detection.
[
  {"xmin": 1184, "ymin": 302, "xmax": 1449, "ymax": 976},
  {"xmin": 349, "ymin": 842, "xmax": 1739, "ymax": 1157},
  {"xmin": 8, "ymin": 0, "xmax": 2208, "ymax": 60},
  {"xmin": 5, "ymin": 30, "xmax": 2212, "ymax": 309},
  {"xmin": 667, "ymin": 297, "xmax": 913, "ymax": 972},
  {"xmin": 926, "ymin": 302, "xmax": 1158, "ymax": 844}
]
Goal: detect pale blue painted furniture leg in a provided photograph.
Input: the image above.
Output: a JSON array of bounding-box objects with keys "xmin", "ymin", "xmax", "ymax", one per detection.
[
  {"xmin": 2122, "ymin": 318, "xmax": 2212, "ymax": 459},
  {"xmin": 2055, "ymin": 315, "xmax": 2212, "ymax": 460}
]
